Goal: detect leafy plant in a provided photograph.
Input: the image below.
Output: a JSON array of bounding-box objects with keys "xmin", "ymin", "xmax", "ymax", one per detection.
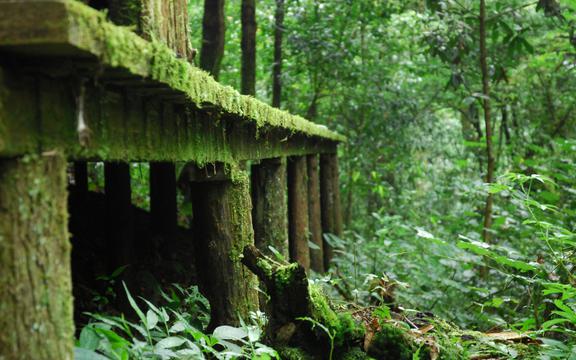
[{"xmin": 75, "ymin": 283, "xmax": 278, "ymax": 359}]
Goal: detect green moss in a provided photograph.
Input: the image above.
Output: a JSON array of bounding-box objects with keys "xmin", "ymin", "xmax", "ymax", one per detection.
[
  {"xmin": 309, "ymin": 284, "xmax": 340, "ymax": 332},
  {"xmin": 339, "ymin": 347, "xmax": 376, "ymax": 360},
  {"xmin": 1, "ymin": 1, "xmax": 341, "ymax": 162},
  {"xmin": 366, "ymin": 324, "xmax": 418, "ymax": 360},
  {"xmin": 227, "ymin": 167, "xmax": 254, "ymax": 264},
  {"xmin": 278, "ymin": 347, "xmax": 315, "ymax": 360},
  {"xmin": 274, "ymin": 263, "xmax": 300, "ymax": 292},
  {"xmin": 63, "ymin": 1, "xmax": 345, "ymax": 142},
  {"xmin": 308, "ymin": 284, "xmax": 365, "ymax": 347},
  {"xmin": 225, "ymin": 169, "xmax": 259, "ymax": 318},
  {"xmin": 336, "ymin": 313, "xmax": 365, "ymax": 345},
  {"xmin": 257, "ymin": 258, "xmax": 274, "ymax": 278}
]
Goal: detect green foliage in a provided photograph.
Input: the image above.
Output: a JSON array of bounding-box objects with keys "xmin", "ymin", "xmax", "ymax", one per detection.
[
  {"xmin": 75, "ymin": 284, "xmax": 278, "ymax": 359},
  {"xmin": 80, "ymin": 0, "xmax": 576, "ymax": 358}
]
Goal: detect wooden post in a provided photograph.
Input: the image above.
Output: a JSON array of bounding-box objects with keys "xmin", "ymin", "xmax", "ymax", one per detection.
[
  {"xmin": 251, "ymin": 157, "xmax": 289, "ymax": 258},
  {"xmin": 149, "ymin": 162, "xmax": 177, "ymax": 258},
  {"xmin": 320, "ymin": 153, "xmax": 343, "ymax": 270},
  {"xmin": 307, "ymin": 154, "xmax": 324, "ymax": 273},
  {"xmin": 184, "ymin": 164, "xmax": 259, "ymax": 330},
  {"xmin": 288, "ymin": 156, "xmax": 310, "ymax": 271},
  {"xmin": 104, "ymin": 162, "xmax": 135, "ymax": 285},
  {"xmin": 0, "ymin": 154, "xmax": 74, "ymax": 358}
]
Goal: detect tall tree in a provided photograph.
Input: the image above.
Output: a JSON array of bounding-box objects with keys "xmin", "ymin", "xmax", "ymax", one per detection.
[
  {"xmin": 241, "ymin": 0, "xmax": 257, "ymax": 95},
  {"xmin": 272, "ymin": 0, "xmax": 285, "ymax": 107},
  {"xmin": 200, "ymin": 0, "xmax": 226, "ymax": 80},
  {"xmin": 479, "ymin": 0, "xmax": 495, "ymax": 244}
]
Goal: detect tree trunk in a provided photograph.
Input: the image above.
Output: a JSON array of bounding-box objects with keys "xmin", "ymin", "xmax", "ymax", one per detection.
[
  {"xmin": 480, "ymin": 0, "xmax": 495, "ymax": 244},
  {"xmin": 200, "ymin": 0, "xmax": 226, "ymax": 79},
  {"xmin": 0, "ymin": 154, "xmax": 74, "ymax": 359},
  {"xmin": 251, "ymin": 158, "xmax": 289, "ymax": 258},
  {"xmin": 188, "ymin": 166, "xmax": 259, "ymax": 330},
  {"xmin": 288, "ymin": 156, "xmax": 310, "ymax": 271},
  {"xmin": 241, "ymin": 0, "xmax": 257, "ymax": 96},
  {"xmin": 307, "ymin": 155, "xmax": 324, "ymax": 273},
  {"xmin": 272, "ymin": 0, "xmax": 285, "ymax": 108},
  {"xmin": 320, "ymin": 153, "xmax": 342, "ymax": 270}
]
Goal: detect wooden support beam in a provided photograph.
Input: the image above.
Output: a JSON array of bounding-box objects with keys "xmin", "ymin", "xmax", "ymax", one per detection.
[
  {"xmin": 0, "ymin": 153, "xmax": 74, "ymax": 358},
  {"xmin": 189, "ymin": 165, "xmax": 259, "ymax": 330},
  {"xmin": 104, "ymin": 162, "xmax": 135, "ymax": 285},
  {"xmin": 150, "ymin": 162, "xmax": 177, "ymax": 258},
  {"xmin": 251, "ymin": 157, "xmax": 289, "ymax": 258},
  {"xmin": 320, "ymin": 153, "xmax": 343, "ymax": 270},
  {"xmin": 288, "ymin": 156, "xmax": 310, "ymax": 271},
  {"xmin": 307, "ymin": 154, "xmax": 324, "ymax": 273}
]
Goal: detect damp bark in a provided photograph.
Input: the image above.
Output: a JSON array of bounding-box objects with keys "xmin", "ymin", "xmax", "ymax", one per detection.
[{"xmin": 0, "ymin": 154, "xmax": 74, "ymax": 359}]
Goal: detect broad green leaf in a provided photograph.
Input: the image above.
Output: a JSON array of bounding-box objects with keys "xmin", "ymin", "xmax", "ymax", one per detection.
[
  {"xmin": 212, "ymin": 325, "xmax": 248, "ymax": 341},
  {"xmin": 74, "ymin": 347, "xmax": 109, "ymax": 360},
  {"xmin": 156, "ymin": 336, "xmax": 187, "ymax": 349},
  {"xmin": 78, "ymin": 326, "xmax": 100, "ymax": 351},
  {"xmin": 146, "ymin": 310, "xmax": 159, "ymax": 330}
]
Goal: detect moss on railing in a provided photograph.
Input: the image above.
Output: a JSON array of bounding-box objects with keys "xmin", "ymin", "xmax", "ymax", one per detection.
[{"xmin": 64, "ymin": 0, "xmax": 344, "ymax": 142}]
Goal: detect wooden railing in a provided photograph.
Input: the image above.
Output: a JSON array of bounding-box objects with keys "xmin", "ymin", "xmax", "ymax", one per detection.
[{"xmin": 0, "ymin": 1, "xmax": 343, "ymax": 357}]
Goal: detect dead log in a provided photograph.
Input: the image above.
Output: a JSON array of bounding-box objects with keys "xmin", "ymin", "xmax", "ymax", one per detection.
[{"xmin": 241, "ymin": 245, "xmax": 364, "ymax": 356}]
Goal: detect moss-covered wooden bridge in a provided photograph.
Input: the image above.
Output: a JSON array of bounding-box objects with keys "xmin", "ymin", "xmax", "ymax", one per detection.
[{"xmin": 0, "ymin": 0, "xmax": 343, "ymax": 358}]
